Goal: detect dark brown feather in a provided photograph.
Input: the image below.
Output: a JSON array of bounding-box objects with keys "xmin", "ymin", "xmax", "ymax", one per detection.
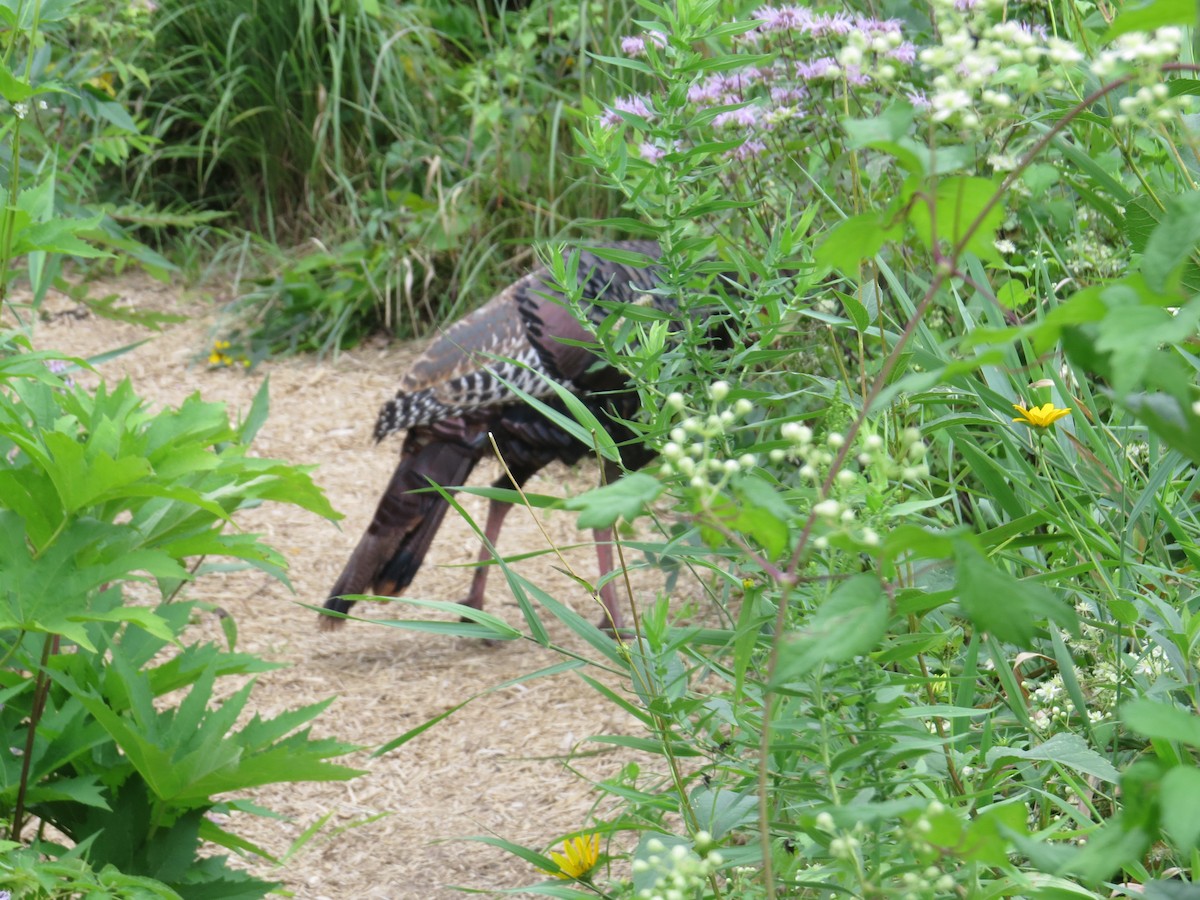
[{"xmin": 320, "ymin": 242, "xmax": 666, "ymax": 630}]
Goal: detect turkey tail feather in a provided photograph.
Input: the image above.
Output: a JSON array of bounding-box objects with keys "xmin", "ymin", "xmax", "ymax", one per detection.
[{"xmin": 319, "ymin": 440, "xmax": 480, "ymax": 630}]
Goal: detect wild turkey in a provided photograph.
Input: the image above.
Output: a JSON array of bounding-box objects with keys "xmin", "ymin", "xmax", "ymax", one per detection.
[{"xmin": 319, "ymin": 241, "xmax": 665, "ymax": 632}]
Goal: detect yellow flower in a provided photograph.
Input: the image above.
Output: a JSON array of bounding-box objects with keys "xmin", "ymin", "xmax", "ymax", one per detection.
[
  {"xmin": 542, "ymin": 833, "xmax": 600, "ymax": 881},
  {"xmin": 742, "ymin": 578, "xmax": 755, "ymax": 589},
  {"xmin": 1012, "ymin": 402, "xmax": 1071, "ymax": 429}
]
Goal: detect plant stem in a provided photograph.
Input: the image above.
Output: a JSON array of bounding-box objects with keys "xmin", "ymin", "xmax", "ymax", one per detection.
[{"xmin": 11, "ymin": 632, "xmax": 57, "ymax": 839}]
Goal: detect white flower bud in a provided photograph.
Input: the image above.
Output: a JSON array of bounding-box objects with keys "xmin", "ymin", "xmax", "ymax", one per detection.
[
  {"xmin": 769, "ymin": 448, "xmax": 786, "ymax": 463},
  {"xmin": 734, "ymin": 398, "xmax": 753, "ymax": 416},
  {"xmin": 836, "ymin": 469, "xmax": 856, "ymax": 486},
  {"xmin": 814, "ymin": 499, "xmax": 841, "ymax": 519},
  {"xmin": 709, "ymin": 380, "xmax": 730, "ymax": 402},
  {"xmin": 666, "ymin": 392, "xmax": 685, "ymax": 410},
  {"xmin": 738, "ymin": 454, "xmax": 756, "ymax": 470},
  {"xmin": 827, "ymin": 432, "xmax": 845, "ymax": 448}
]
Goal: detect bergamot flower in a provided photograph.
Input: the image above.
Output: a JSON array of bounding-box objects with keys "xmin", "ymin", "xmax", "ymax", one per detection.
[
  {"xmin": 542, "ymin": 833, "xmax": 600, "ymax": 880},
  {"xmin": 1012, "ymin": 402, "xmax": 1071, "ymax": 429}
]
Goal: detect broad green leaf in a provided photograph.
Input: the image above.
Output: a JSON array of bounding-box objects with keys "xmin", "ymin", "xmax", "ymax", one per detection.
[
  {"xmin": 908, "ymin": 175, "xmax": 1005, "ymax": 263},
  {"xmin": 954, "ymin": 542, "xmax": 1077, "ymax": 646},
  {"xmin": 1123, "ymin": 698, "xmax": 1200, "ymax": 745},
  {"xmin": 1104, "ymin": 0, "xmax": 1193, "ymax": 40},
  {"xmin": 1160, "ymin": 766, "xmax": 1200, "ymax": 851},
  {"xmin": 985, "ymin": 733, "xmax": 1120, "ymax": 782},
  {"xmin": 565, "ymin": 472, "xmax": 663, "ymax": 529},
  {"xmin": 815, "ymin": 212, "xmax": 901, "ymax": 270},
  {"xmin": 1141, "ymin": 193, "xmax": 1200, "ymax": 292},
  {"xmin": 771, "ymin": 574, "xmax": 888, "ymax": 684},
  {"xmin": 689, "ymin": 785, "xmax": 757, "ymax": 839}
]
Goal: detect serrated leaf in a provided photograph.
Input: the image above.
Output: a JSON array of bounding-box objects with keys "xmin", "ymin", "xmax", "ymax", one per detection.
[
  {"xmin": 815, "ymin": 212, "xmax": 900, "ymax": 270},
  {"xmin": 909, "ymin": 175, "xmax": 1005, "ymax": 263},
  {"xmin": 1141, "ymin": 192, "xmax": 1200, "ymax": 292},
  {"xmin": 771, "ymin": 574, "xmax": 888, "ymax": 684},
  {"xmin": 954, "ymin": 541, "xmax": 1076, "ymax": 646}
]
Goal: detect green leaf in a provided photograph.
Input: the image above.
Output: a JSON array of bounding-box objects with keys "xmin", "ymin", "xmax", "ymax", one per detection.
[
  {"xmin": 1123, "ymin": 698, "xmax": 1200, "ymax": 745},
  {"xmin": 954, "ymin": 542, "xmax": 1077, "ymax": 646},
  {"xmin": 689, "ymin": 785, "xmax": 757, "ymax": 839},
  {"xmin": 0, "ymin": 61, "xmax": 32, "ymax": 102},
  {"xmin": 1141, "ymin": 192, "xmax": 1200, "ymax": 292},
  {"xmin": 565, "ymin": 472, "xmax": 663, "ymax": 529},
  {"xmin": 815, "ymin": 212, "xmax": 901, "ymax": 270},
  {"xmin": 1104, "ymin": 0, "xmax": 1194, "ymax": 40},
  {"xmin": 986, "ymin": 733, "xmax": 1120, "ymax": 783},
  {"xmin": 1160, "ymin": 766, "xmax": 1200, "ymax": 851},
  {"xmin": 908, "ymin": 176, "xmax": 1005, "ymax": 263},
  {"xmin": 729, "ymin": 474, "xmax": 790, "ymax": 558},
  {"xmin": 771, "ymin": 574, "xmax": 888, "ymax": 685}
]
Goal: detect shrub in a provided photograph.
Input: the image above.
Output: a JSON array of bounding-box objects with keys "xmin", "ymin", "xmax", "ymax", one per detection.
[{"xmin": 369, "ymin": 0, "xmax": 1200, "ymax": 895}]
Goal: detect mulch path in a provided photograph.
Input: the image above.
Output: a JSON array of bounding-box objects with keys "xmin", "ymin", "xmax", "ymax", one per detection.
[{"xmin": 33, "ymin": 274, "xmax": 680, "ymax": 899}]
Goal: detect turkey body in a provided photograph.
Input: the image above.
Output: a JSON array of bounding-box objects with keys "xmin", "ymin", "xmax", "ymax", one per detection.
[{"xmin": 319, "ymin": 241, "xmax": 664, "ymax": 631}]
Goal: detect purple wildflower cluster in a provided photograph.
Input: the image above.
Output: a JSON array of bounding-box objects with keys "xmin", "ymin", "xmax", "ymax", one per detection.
[{"xmin": 604, "ymin": 6, "xmax": 918, "ymax": 164}]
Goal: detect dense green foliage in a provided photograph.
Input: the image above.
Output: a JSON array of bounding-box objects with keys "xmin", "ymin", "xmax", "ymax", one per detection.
[
  {"xmin": 359, "ymin": 0, "xmax": 1200, "ymax": 897},
  {"xmin": 118, "ymin": 0, "xmax": 650, "ymax": 354},
  {"xmin": 6, "ymin": 0, "xmax": 1200, "ymax": 897},
  {"xmin": 0, "ymin": 3, "xmax": 361, "ymax": 896}
]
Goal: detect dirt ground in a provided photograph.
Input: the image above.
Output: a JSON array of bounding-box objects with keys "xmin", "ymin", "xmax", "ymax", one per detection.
[{"xmin": 34, "ymin": 274, "xmax": 675, "ymax": 899}]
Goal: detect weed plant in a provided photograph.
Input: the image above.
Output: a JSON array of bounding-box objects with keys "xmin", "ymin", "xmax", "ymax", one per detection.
[
  {"xmin": 0, "ymin": 2, "xmax": 365, "ymax": 896},
  {"xmin": 364, "ymin": 0, "xmax": 1200, "ymax": 896},
  {"xmin": 125, "ymin": 0, "xmax": 651, "ymax": 357}
]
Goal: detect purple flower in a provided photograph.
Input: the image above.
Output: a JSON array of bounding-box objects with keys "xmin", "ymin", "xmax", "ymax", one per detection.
[
  {"xmin": 639, "ymin": 142, "xmax": 667, "ymax": 162},
  {"xmin": 620, "ymin": 31, "xmax": 667, "ymax": 57},
  {"xmin": 688, "ymin": 75, "xmax": 730, "ymax": 105},
  {"xmin": 45, "ymin": 359, "xmax": 75, "ymax": 387},
  {"xmin": 796, "ymin": 57, "xmax": 840, "ymax": 80},
  {"xmin": 729, "ymin": 139, "xmax": 767, "ymax": 160},
  {"xmin": 770, "ymin": 85, "xmax": 809, "ymax": 103},
  {"xmin": 753, "ymin": 5, "xmax": 814, "ymax": 32},
  {"xmin": 615, "ymin": 94, "xmax": 653, "ymax": 117},
  {"xmin": 888, "ymin": 42, "xmax": 917, "ymax": 64},
  {"xmin": 621, "ymin": 35, "xmax": 647, "ymax": 55},
  {"xmin": 713, "ymin": 105, "xmax": 761, "ymax": 129},
  {"xmin": 854, "ymin": 15, "xmax": 903, "ymax": 36},
  {"xmin": 906, "ymin": 89, "xmax": 931, "ymax": 109},
  {"xmin": 820, "ymin": 12, "xmax": 855, "ymax": 35},
  {"xmin": 954, "ymin": 0, "xmax": 978, "ymax": 10},
  {"xmin": 601, "ymin": 94, "xmax": 654, "ymax": 126},
  {"xmin": 843, "ymin": 65, "xmax": 871, "ymax": 86}
]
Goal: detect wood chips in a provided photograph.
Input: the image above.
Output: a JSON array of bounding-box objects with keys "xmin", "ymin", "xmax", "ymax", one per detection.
[{"xmin": 32, "ymin": 275, "xmax": 675, "ymax": 899}]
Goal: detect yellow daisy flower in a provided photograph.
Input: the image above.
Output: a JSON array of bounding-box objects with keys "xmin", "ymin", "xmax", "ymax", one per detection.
[
  {"xmin": 1012, "ymin": 402, "xmax": 1071, "ymax": 429},
  {"xmin": 542, "ymin": 833, "xmax": 600, "ymax": 881}
]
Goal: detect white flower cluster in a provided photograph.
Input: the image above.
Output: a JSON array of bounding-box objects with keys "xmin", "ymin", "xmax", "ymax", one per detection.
[
  {"xmin": 918, "ymin": 0, "xmax": 1086, "ymax": 128},
  {"xmin": 633, "ymin": 834, "xmax": 724, "ymax": 900},
  {"xmin": 1110, "ymin": 80, "xmax": 1192, "ymax": 130},
  {"xmin": 1026, "ymin": 674, "xmax": 1107, "ymax": 730},
  {"xmin": 1093, "ymin": 27, "xmax": 1184, "ymax": 81},
  {"xmin": 659, "ymin": 382, "xmax": 757, "ymax": 495},
  {"xmin": 897, "ymin": 866, "xmax": 959, "ymax": 896}
]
